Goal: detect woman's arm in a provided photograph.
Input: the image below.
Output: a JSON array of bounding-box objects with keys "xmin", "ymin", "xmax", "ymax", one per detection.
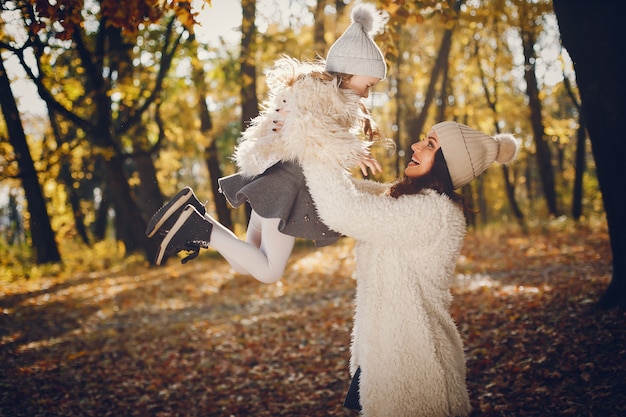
[
  {"xmin": 302, "ymin": 157, "xmax": 456, "ymax": 243},
  {"xmin": 350, "ymin": 176, "xmax": 391, "ymax": 195}
]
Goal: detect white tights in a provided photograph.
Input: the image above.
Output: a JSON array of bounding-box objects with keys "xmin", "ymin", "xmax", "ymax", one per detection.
[{"xmin": 204, "ymin": 209, "xmax": 295, "ymax": 284}]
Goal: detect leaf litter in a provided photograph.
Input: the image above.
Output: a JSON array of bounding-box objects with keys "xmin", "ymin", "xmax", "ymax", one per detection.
[{"xmin": 1, "ymin": 225, "xmax": 624, "ymax": 416}]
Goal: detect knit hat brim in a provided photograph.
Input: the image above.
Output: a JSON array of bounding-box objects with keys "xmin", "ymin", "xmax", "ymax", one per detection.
[{"xmin": 433, "ymin": 121, "xmax": 519, "ymax": 189}]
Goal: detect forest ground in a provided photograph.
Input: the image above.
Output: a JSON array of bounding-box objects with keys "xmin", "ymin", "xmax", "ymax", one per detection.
[{"xmin": 1, "ymin": 223, "xmax": 625, "ymax": 417}]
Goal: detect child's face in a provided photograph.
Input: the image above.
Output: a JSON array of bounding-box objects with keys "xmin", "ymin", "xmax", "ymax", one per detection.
[{"xmin": 344, "ymin": 75, "xmax": 381, "ymax": 98}]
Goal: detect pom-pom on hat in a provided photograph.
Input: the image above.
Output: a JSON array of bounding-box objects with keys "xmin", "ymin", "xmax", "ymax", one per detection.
[
  {"xmin": 433, "ymin": 121, "xmax": 520, "ymax": 189},
  {"xmin": 325, "ymin": 3, "xmax": 387, "ymax": 79}
]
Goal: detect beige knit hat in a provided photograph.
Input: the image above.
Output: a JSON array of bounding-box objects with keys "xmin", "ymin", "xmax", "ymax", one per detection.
[
  {"xmin": 433, "ymin": 121, "xmax": 520, "ymax": 189},
  {"xmin": 325, "ymin": 3, "xmax": 387, "ymax": 79}
]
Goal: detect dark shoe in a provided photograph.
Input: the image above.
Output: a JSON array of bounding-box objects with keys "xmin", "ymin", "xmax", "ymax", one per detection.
[
  {"xmin": 146, "ymin": 186, "xmax": 206, "ymax": 238},
  {"xmin": 155, "ymin": 204, "xmax": 213, "ymax": 265}
]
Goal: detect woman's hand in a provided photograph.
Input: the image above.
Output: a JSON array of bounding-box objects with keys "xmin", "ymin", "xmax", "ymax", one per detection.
[{"xmin": 358, "ymin": 155, "xmax": 383, "ymax": 176}]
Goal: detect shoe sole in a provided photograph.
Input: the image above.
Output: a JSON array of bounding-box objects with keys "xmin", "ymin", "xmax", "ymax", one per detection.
[
  {"xmin": 155, "ymin": 205, "xmax": 194, "ymax": 265},
  {"xmin": 146, "ymin": 187, "xmax": 193, "ymax": 238}
]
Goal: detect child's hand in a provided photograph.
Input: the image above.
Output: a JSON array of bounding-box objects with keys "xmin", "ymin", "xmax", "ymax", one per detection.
[
  {"xmin": 358, "ymin": 155, "xmax": 382, "ymax": 176},
  {"xmin": 272, "ymin": 94, "xmax": 291, "ymax": 132},
  {"xmin": 272, "ymin": 119, "xmax": 285, "ymax": 132},
  {"xmin": 272, "ymin": 108, "xmax": 290, "ymax": 132}
]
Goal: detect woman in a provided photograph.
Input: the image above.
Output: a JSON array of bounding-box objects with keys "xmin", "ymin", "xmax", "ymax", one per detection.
[
  {"xmin": 146, "ymin": 3, "xmax": 387, "ymax": 283},
  {"xmin": 299, "ymin": 121, "xmax": 519, "ymax": 416}
]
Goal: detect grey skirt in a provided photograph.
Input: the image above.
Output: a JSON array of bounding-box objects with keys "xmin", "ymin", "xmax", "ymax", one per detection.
[{"xmin": 218, "ymin": 161, "xmax": 340, "ymax": 247}]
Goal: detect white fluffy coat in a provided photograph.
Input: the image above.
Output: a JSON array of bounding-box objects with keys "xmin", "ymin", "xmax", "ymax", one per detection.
[
  {"xmin": 297, "ymin": 140, "xmax": 472, "ymax": 416},
  {"xmin": 232, "ymin": 57, "xmax": 370, "ymax": 178}
]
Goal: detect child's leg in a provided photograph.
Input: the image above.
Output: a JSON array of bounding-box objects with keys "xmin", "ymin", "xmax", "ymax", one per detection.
[
  {"xmin": 207, "ymin": 210, "xmax": 295, "ymax": 283},
  {"xmin": 202, "ymin": 213, "xmax": 250, "ymax": 273}
]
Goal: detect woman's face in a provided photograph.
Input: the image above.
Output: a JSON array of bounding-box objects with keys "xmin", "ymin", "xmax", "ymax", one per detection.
[
  {"xmin": 344, "ymin": 75, "xmax": 381, "ymax": 98},
  {"xmin": 405, "ymin": 130, "xmax": 441, "ymax": 178}
]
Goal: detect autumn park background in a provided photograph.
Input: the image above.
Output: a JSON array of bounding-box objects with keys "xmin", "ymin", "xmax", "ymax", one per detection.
[{"xmin": 1, "ymin": 0, "xmax": 625, "ymax": 416}]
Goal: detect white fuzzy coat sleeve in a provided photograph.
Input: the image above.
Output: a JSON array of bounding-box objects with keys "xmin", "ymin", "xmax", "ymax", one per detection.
[
  {"xmin": 350, "ymin": 177, "xmax": 392, "ymax": 195},
  {"xmin": 301, "ymin": 159, "xmax": 459, "ymax": 243}
]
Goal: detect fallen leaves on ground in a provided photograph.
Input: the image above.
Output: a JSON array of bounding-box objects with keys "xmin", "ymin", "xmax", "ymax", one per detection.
[{"xmin": 1, "ymin": 225, "xmax": 624, "ymax": 416}]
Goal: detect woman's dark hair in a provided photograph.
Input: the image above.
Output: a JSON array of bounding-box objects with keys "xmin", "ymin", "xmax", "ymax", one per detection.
[{"xmin": 389, "ymin": 149, "xmax": 466, "ymax": 209}]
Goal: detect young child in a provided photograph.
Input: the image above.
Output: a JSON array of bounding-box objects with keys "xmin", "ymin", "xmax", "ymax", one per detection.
[{"xmin": 146, "ymin": 3, "xmax": 387, "ymax": 283}]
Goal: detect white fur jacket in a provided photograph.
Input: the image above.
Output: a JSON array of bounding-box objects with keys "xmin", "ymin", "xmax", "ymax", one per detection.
[
  {"xmin": 298, "ymin": 139, "xmax": 472, "ymax": 416},
  {"xmin": 232, "ymin": 57, "xmax": 371, "ymax": 177}
]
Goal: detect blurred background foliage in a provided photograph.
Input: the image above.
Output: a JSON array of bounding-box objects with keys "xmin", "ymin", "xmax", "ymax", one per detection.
[{"xmin": 0, "ymin": 0, "xmax": 604, "ymax": 277}]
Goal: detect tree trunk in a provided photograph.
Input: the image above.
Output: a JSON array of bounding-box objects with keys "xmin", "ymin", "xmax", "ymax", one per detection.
[
  {"xmin": 48, "ymin": 109, "xmax": 91, "ymax": 246},
  {"xmin": 241, "ymin": 0, "xmax": 259, "ymax": 131},
  {"xmin": 392, "ymin": 24, "xmax": 405, "ymax": 178},
  {"xmin": 571, "ymin": 114, "xmax": 586, "ymax": 220},
  {"xmin": 0, "ymin": 56, "xmax": 61, "ymax": 264},
  {"xmin": 132, "ymin": 151, "xmax": 164, "ymax": 223},
  {"xmin": 93, "ymin": 179, "xmax": 110, "ymax": 241},
  {"xmin": 240, "ymin": 0, "xmax": 259, "ymax": 223},
  {"xmin": 313, "ymin": 0, "xmax": 327, "ymax": 56},
  {"xmin": 187, "ymin": 34, "xmax": 233, "ymax": 231},
  {"xmin": 205, "ymin": 140, "xmax": 232, "ymax": 229},
  {"xmin": 73, "ymin": 23, "xmax": 164, "ymax": 263},
  {"xmin": 562, "ymin": 71, "xmax": 587, "ymax": 221},
  {"xmin": 406, "ymin": 0, "xmax": 465, "ymax": 160},
  {"xmin": 101, "ymin": 149, "xmax": 159, "ymax": 260},
  {"xmin": 473, "ymin": 36, "xmax": 525, "ymax": 230},
  {"xmin": 59, "ymin": 160, "xmax": 91, "ymax": 246},
  {"xmin": 6, "ymin": 193, "xmax": 25, "ymax": 245},
  {"xmin": 553, "ymin": 0, "xmax": 626, "ymax": 309},
  {"xmin": 520, "ymin": 27, "xmax": 558, "ymax": 216},
  {"xmin": 436, "ymin": 54, "xmax": 450, "ymax": 123},
  {"xmin": 408, "ymin": 28, "xmax": 453, "ymax": 151},
  {"xmin": 463, "ymin": 185, "xmax": 475, "ymax": 228},
  {"xmin": 197, "ymin": 83, "xmax": 232, "ymax": 230}
]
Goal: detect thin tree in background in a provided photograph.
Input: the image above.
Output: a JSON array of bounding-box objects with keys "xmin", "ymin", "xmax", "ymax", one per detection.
[
  {"xmin": 517, "ymin": 0, "xmax": 558, "ymax": 216},
  {"xmin": 410, "ymin": 2, "xmax": 465, "ymax": 132},
  {"xmin": 473, "ymin": 37, "xmax": 525, "ymax": 230},
  {"xmin": 240, "ymin": 0, "xmax": 259, "ymax": 132},
  {"xmin": 407, "ymin": 23, "xmax": 455, "ymax": 151},
  {"xmin": 188, "ymin": 34, "xmax": 233, "ymax": 231},
  {"xmin": 0, "ymin": 55, "xmax": 60, "ymax": 264},
  {"xmin": 313, "ymin": 0, "xmax": 327, "ymax": 55},
  {"xmin": 391, "ymin": 21, "xmax": 407, "ymax": 178},
  {"xmin": 239, "ymin": 0, "xmax": 259, "ymax": 222},
  {"xmin": 561, "ymin": 63, "xmax": 587, "ymax": 221}
]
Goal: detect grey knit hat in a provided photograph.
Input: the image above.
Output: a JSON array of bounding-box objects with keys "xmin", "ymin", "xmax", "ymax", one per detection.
[
  {"xmin": 433, "ymin": 121, "xmax": 520, "ymax": 189},
  {"xmin": 325, "ymin": 3, "xmax": 387, "ymax": 79}
]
